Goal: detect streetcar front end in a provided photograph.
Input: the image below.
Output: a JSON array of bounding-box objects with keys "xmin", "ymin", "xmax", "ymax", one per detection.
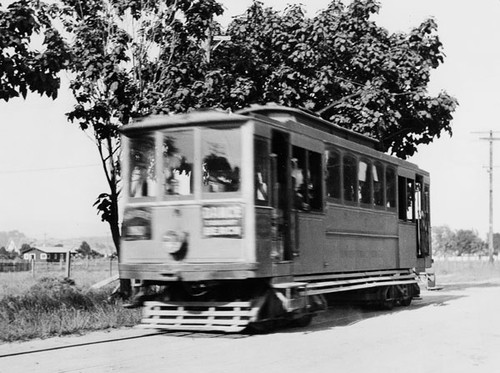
[{"xmin": 119, "ymin": 112, "xmax": 260, "ymax": 284}]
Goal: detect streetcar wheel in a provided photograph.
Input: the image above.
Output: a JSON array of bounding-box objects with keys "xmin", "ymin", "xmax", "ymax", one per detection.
[
  {"xmin": 379, "ymin": 286, "xmax": 395, "ymax": 310},
  {"xmin": 400, "ymin": 296, "xmax": 412, "ymax": 307},
  {"xmin": 399, "ymin": 284, "xmax": 412, "ymax": 307}
]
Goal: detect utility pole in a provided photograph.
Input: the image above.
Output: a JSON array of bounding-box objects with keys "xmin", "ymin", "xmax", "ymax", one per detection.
[{"xmin": 476, "ymin": 131, "xmax": 500, "ymax": 262}]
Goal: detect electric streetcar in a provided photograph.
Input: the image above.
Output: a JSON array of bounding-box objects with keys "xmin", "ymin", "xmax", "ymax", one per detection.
[{"xmin": 119, "ymin": 104, "xmax": 431, "ymax": 332}]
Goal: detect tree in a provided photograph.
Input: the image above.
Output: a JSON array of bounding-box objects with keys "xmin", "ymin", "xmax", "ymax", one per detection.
[
  {"xmin": 59, "ymin": 0, "xmax": 223, "ymax": 296},
  {"xmin": 431, "ymin": 225, "xmax": 455, "ymax": 256},
  {"xmin": 452, "ymin": 229, "xmax": 485, "ymax": 256},
  {"xmin": 432, "ymin": 226, "xmax": 487, "ymax": 256},
  {"xmin": 0, "ymin": 245, "xmax": 19, "ymax": 259},
  {"xmin": 77, "ymin": 241, "xmax": 92, "ymax": 258},
  {"xmin": 0, "ymin": 0, "xmax": 70, "ymax": 101},
  {"xmin": 211, "ymin": 0, "xmax": 457, "ymax": 158},
  {"xmin": 76, "ymin": 240, "xmax": 103, "ymax": 259},
  {"xmin": 20, "ymin": 243, "xmax": 31, "ymax": 254}
]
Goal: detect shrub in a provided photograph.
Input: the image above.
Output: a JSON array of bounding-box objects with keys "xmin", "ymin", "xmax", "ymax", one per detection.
[{"xmin": 0, "ymin": 277, "xmax": 140, "ymax": 342}]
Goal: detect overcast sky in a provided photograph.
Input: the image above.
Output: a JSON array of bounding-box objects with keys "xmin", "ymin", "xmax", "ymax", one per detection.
[{"xmin": 1, "ymin": 0, "xmax": 499, "ymax": 240}]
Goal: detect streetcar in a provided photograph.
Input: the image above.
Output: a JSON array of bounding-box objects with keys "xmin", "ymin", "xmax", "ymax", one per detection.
[{"xmin": 119, "ymin": 104, "xmax": 432, "ymax": 332}]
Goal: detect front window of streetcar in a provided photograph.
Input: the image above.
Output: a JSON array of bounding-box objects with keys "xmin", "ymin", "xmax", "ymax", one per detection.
[
  {"xmin": 163, "ymin": 130, "xmax": 194, "ymax": 196},
  {"xmin": 201, "ymin": 126, "xmax": 242, "ymax": 195},
  {"xmin": 129, "ymin": 134, "xmax": 157, "ymax": 198}
]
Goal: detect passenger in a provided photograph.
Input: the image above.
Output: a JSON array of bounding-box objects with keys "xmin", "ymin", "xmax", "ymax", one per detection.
[
  {"xmin": 256, "ymin": 171, "xmax": 268, "ymax": 201},
  {"xmin": 291, "ymin": 158, "xmax": 309, "ymax": 210}
]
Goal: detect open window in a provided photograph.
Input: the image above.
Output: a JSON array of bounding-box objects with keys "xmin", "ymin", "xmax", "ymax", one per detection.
[
  {"xmin": 201, "ymin": 126, "xmax": 242, "ymax": 195},
  {"xmin": 386, "ymin": 167, "xmax": 397, "ymax": 209},
  {"xmin": 343, "ymin": 154, "xmax": 357, "ymax": 203},
  {"xmin": 292, "ymin": 146, "xmax": 323, "ymax": 212},
  {"xmin": 373, "ymin": 162, "xmax": 384, "ymax": 207},
  {"xmin": 325, "ymin": 149, "xmax": 341, "ymax": 200},
  {"xmin": 254, "ymin": 137, "xmax": 270, "ymax": 206},
  {"xmin": 163, "ymin": 130, "xmax": 194, "ymax": 197},
  {"xmin": 358, "ymin": 158, "xmax": 372, "ymax": 205},
  {"xmin": 129, "ymin": 134, "xmax": 157, "ymax": 198},
  {"xmin": 398, "ymin": 176, "xmax": 415, "ymax": 222}
]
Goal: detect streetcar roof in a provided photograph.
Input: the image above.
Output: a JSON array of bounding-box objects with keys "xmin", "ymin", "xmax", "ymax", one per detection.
[
  {"xmin": 121, "ymin": 110, "xmax": 248, "ymax": 133},
  {"xmin": 237, "ymin": 104, "xmax": 380, "ymax": 149},
  {"xmin": 122, "ymin": 105, "xmax": 379, "ymax": 150}
]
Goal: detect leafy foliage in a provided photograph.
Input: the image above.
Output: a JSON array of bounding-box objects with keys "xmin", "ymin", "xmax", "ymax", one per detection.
[
  {"xmin": 0, "ymin": 0, "xmax": 70, "ymax": 101},
  {"xmin": 213, "ymin": 0, "xmax": 458, "ymax": 158},
  {"xmin": 76, "ymin": 240, "xmax": 103, "ymax": 258},
  {"xmin": 0, "ymin": 246, "xmax": 18, "ymax": 259},
  {"xmin": 432, "ymin": 225, "xmax": 486, "ymax": 256}
]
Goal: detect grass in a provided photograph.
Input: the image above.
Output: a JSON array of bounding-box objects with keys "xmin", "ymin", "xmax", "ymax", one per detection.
[
  {"xmin": 0, "ymin": 261, "xmax": 141, "ymax": 343},
  {"xmin": 432, "ymin": 259, "xmax": 500, "ymax": 284}
]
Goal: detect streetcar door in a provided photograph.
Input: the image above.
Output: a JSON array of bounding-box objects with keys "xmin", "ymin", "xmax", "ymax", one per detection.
[
  {"xmin": 271, "ymin": 130, "xmax": 294, "ymax": 261},
  {"xmin": 415, "ymin": 175, "xmax": 431, "ymax": 259}
]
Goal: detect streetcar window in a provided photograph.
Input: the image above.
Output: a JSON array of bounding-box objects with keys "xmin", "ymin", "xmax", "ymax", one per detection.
[
  {"xmin": 292, "ymin": 147, "xmax": 323, "ymax": 211},
  {"xmin": 326, "ymin": 149, "xmax": 341, "ymax": 200},
  {"xmin": 129, "ymin": 134, "xmax": 157, "ymax": 198},
  {"xmin": 255, "ymin": 138, "xmax": 270, "ymax": 205},
  {"xmin": 373, "ymin": 162, "xmax": 384, "ymax": 207},
  {"xmin": 292, "ymin": 147, "xmax": 308, "ymax": 210},
  {"xmin": 201, "ymin": 127, "xmax": 241, "ymax": 193},
  {"xmin": 406, "ymin": 179, "xmax": 415, "ymax": 221},
  {"xmin": 386, "ymin": 167, "xmax": 396, "ymax": 209},
  {"xmin": 398, "ymin": 176, "xmax": 406, "ymax": 220},
  {"xmin": 163, "ymin": 130, "xmax": 194, "ymax": 196},
  {"xmin": 358, "ymin": 159, "xmax": 372, "ymax": 205},
  {"xmin": 308, "ymin": 151, "xmax": 323, "ymax": 211},
  {"xmin": 398, "ymin": 176, "xmax": 415, "ymax": 221},
  {"xmin": 343, "ymin": 154, "xmax": 357, "ymax": 203}
]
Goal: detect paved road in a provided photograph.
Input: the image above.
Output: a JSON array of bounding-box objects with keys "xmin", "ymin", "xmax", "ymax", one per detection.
[{"xmin": 1, "ymin": 281, "xmax": 500, "ymax": 373}]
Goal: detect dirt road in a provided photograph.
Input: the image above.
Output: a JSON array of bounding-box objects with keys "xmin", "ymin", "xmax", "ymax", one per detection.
[{"xmin": 1, "ymin": 281, "xmax": 500, "ymax": 373}]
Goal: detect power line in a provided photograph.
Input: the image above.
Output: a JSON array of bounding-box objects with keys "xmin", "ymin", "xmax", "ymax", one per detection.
[{"xmin": 0, "ymin": 164, "xmax": 101, "ymax": 175}]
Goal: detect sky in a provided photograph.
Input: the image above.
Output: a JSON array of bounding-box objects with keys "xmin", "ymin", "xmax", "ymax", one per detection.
[{"xmin": 1, "ymin": 0, "xmax": 500, "ymax": 240}]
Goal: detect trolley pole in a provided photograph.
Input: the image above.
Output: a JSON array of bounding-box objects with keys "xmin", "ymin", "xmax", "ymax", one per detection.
[{"xmin": 476, "ymin": 131, "xmax": 500, "ymax": 262}]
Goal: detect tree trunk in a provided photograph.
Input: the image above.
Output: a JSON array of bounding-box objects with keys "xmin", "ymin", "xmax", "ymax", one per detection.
[{"xmin": 109, "ymin": 190, "xmax": 132, "ymax": 299}]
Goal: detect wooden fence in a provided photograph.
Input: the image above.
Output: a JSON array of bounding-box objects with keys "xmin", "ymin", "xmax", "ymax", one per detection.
[
  {"xmin": 0, "ymin": 260, "xmax": 31, "ymax": 272},
  {"xmin": 0, "ymin": 258, "xmax": 118, "ymax": 276}
]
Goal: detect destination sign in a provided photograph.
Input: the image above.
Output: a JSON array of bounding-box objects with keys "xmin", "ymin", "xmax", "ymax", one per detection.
[{"xmin": 202, "ymin": 205, "xmax": 243, "ymax": 238}]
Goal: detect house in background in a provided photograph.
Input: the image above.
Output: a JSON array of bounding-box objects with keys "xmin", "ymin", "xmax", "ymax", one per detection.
[{"xmin": 22, "ymin": 246, "xmax": 76, "ymax": 262}]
